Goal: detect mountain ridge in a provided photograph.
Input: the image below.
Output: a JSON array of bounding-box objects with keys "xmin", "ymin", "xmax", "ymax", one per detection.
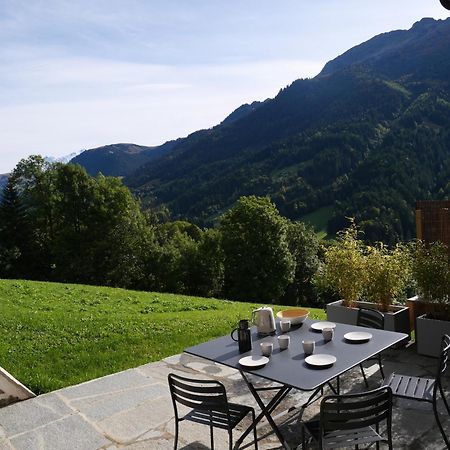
[{"xmin": 71, "ymin": 17, "xmax": 450, "ymax": 243}]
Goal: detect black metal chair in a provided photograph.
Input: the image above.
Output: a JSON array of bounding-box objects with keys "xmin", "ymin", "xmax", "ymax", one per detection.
[
  {"xmin": 301, "ymin": 386, "xmax": 393, "ymax": 449},
  {"xmin": 168, "ymin": 373, "xmax": 258, "ymax": 450},
  {"xmin": 386, "ymin": 334, "xmax": 450, "ymax": 448},
  {"xmin": 357, "ymin": 307, "xmax": 385, "ymax": 387}
]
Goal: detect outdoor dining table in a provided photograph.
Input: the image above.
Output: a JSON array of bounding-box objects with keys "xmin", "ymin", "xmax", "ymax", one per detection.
[{"xmin": 185, "ymin": 317, "xmax": 408, "ymax": 450}]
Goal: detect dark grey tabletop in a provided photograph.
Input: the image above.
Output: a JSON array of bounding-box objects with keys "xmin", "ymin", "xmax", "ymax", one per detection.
[{"xmin": 185, "ymin": 318, "xmax": 408, "ymax": 391}]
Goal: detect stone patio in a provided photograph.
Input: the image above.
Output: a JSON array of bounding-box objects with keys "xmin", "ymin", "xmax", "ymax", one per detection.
[{"xmin": 0, "ymin": 344, "xmax": 449, "ymax": 450}]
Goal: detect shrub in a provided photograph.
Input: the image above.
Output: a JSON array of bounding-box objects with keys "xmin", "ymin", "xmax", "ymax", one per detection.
[
  {"xmin": 365, "ymin": 242, "xmax": 411, "ymax": 312},
  {"xmin": 314, "ymin": 221, "xmax": 366, "ymax": 308},
  {"xmin": 412, "ymin": 240, "xmax": 450, "ymax": 320}
]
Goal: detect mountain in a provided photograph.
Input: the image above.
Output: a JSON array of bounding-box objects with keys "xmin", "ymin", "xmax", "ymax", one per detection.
[
  {"xmin": 66, "ymin": 18, "xmax": 450, "ymax": 243},
  {"xmin": 320, "ymin": 17, "xmax": 450, "ymax": 82},
  {"xmin": 122, "ymin": 18, "xmax": 450, "ymax": 242},
  {"xmin": 220, "ymin": 100, "xmax": 269, "ymax": 125},
  {"xmin": 45, "ymin": 150, "xmax": 84, "ymax": 164},
  {"xmin": 70, "ymin": 142, "xmax": 176, "ymax": 177}
]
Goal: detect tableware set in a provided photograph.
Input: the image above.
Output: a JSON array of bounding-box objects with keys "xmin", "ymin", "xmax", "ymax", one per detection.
[
  {"xmin": 278, "ymin": 335, "xmax": 290, "ymax": 350},
  {"xmin": 260, "ymin": 341, "xmax": 273, "ymax": 357},
  {"xmin": 280, "ymin": 319, "xmax": 291, "ymax": 333},
  {"xmin": 233, "ymin": 316, "xmax": 373, "ymax": 370},
  {"xmin": 344, "ymin": 331, "xmax": 372, "ymax": 343},
  {"xmin": 231, "ymin": 319, "xmax": 252, "ymax": 353},
  {"xmin": 252, "ymin": 306, "xmax": 276, "ymax": 335},
  {"xmin": 238, "ymin": 355, "xmax": 269, "ymax": 369},
  {"xmin": 276, "ymin": 308, "xmax": 309, "ymax": 326}
]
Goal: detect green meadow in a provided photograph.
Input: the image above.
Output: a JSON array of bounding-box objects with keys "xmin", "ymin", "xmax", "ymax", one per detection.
[{"xmin": 0, "ymin": 279, "xmax": 325, "ymax": 394}]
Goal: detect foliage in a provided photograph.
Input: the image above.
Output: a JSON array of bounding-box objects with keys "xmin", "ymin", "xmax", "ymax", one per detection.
[
  {"xmin": 0, "ymin": 157, "xmax": 153, "ymax": 287},
  {"xmin": 146, "ymin": 221, "xmax": 224, "ymax": 297},
  {"xmin": 0, "ymin": 279, "xmax": 326, "ymax": 394},
  {"xmin": 220, "ymin": 196, "xmax": 295, "ymax": 303},
  {"xmin": 364, "ymin": 242, "xmax": 412, "ymax": 311},
  {"xmin": 282, "ymin": 221, "xmax": 320, "ymax": 306},
  {"xmin": 117, "ymin": 18, "xmax": 450, "ymax": 247},
  {"xmin": 0, "ymin": 158, "xmax": 321, "ymax": 305},
  {"xmin": 0, "ymin": 176, "xmax": 32, "ymax": 277},
  {"xmin": 412, "ymin": 241, "xmax": 450, "ymax": 319},
  {"xmin": 314, "ymin": 221, "xmax": 367, "ymax": 307}
]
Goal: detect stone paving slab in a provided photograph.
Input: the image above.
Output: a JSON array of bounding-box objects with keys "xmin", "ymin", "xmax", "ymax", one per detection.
[
  {"xmin": 9, "ymin": 415, "xmax": 110, "ymax": 450},
  {"xmin": 0, "ymin": 344, "xmax": 449, "ymax": 449},
  {"xmin": 0, "ymin": 393, "xmax": 72, "ymax": 436}
]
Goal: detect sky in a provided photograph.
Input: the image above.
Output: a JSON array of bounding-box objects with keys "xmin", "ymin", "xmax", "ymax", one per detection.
[{"xmin": 0, "ymin": 0, "xmax": 449, "ymax": 173}]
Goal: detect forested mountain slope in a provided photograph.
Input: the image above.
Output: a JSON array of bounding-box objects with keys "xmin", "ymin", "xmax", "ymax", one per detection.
[
  {"xmin": 71, "ymin": 142, "xmax": 177, "ymax": 177},
  {"xmin": 74, "ymin": 18, "xmax": 450, "ymax": 243}
]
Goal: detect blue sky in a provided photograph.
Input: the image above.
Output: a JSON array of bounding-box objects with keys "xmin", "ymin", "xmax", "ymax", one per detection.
[{"xmin": 0, "ymin": 0, "xmax": 449, "ymax": 173}]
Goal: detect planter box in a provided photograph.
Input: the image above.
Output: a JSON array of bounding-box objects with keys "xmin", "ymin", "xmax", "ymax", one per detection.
[
  {"xmin": 406, "ymin": 296, "xmax": 430, "ymax": 333},
  {"xmin": 326, "ymin": 300, "xmax": 410, "ymax": 345},
  {"xmin": 416, "ymin": 313, "xmax": 450, "ymax": 357}
]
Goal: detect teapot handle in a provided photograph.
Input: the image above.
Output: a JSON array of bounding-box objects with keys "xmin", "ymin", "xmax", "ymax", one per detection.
[{"xmin": 230, "ymin": 328, "xmax": 238, "ymax": 341}]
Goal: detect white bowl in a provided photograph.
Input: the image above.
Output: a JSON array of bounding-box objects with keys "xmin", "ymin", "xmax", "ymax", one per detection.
[{"xmin": 276, "ymin": 308, "xmax": 309, "ymax": 325}]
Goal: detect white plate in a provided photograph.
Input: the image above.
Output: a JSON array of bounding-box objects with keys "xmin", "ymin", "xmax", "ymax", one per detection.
[
  {"xmin": 238, "ymin": 355, "xmax": 269, "ymax": 368},
  {"xmin": 305, "ymin": 354, "xmax": 337, "ymax": 367},
  {"xmin": 344, "ymin": 331, "xmax": 372, "ymax": 343},
  {"xmin": 311, "ymin": 321, "xmax": 336, "ymax": 331}
]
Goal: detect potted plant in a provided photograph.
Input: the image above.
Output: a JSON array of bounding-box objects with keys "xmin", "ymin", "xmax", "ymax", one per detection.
[
  {"xmin": 316, "ymin": 221, "xmax": 367, "ymax": 325},
  {"xmin": 321, "ymin": 223, "xmax": 411, "ymax": 340},
  {"xmin": 413, "ymin": 241, "xmax": 450, "ymax": 357},
  {"xmin": 363, "ymin": 242, "xmax": 411, "ymax": 337}
]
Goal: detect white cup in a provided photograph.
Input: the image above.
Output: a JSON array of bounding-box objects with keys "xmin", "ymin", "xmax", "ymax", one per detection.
[
  {"xmin": 322, "ymin": 327, "xmax": 334, "ymax": 342},
  {"xmin": 260, "ymin": 342, "xmax": 273, "ymax": 357},
  {"xmin": 278, "ymin": 334, "xmax": 290, "ymax": 350},
  {"xmin": 280, "ymin": 320, "xmax": 291, "ymax": 333},
  {"xmin": 302, "ymin": 340, "xmax": 315, "ymax": 355}
]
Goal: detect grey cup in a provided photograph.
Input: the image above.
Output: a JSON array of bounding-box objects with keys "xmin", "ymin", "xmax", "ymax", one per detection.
[
  {"xmin": 322, "ymin": 327, "xmax": 334, "ymax": 342},
  {"xmin": 260, "ymin": 341, "xmax": 273, "ymax": 357},
  {"xmin": 280, "ymin": 320, "xmax": 291, "ymax": 333},
  {"xmin": 302, "ymin": 340, "xmax": 315, "ymax": 355},
  {"xmin": 278, "ymin": 334, "xmax": 290, "ymax": 350}
]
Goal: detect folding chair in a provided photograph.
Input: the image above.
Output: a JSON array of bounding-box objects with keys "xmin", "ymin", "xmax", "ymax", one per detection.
[
  {"xmin": 386, "ymin": 334, "xmax": 450, "ymax": 448},
  {"xmin": 168, "ymin": 373, "xmax": 258, "ymax": 450},
  {"xmin": 357, "ymin": 307, "xmax": 385, "ymax": 386},
  {"xmin": 301, "ymin": 386, "xmax": 393, "ymax": 449}
]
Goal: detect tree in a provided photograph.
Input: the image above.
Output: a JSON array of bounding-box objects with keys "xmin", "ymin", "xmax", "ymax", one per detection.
[
  {"xmin": 3, "ymin": 157, "xmax": 156, "ymax": 287},
  {"xmin": 220, "ymin": 196, "xmax": 295, "ymax": 303},
  {"xmin": 148, "ymin": 221, "xmax": 224, "ymax": 297},
  {"xmin": 282, "ymin": 221, "xmax": 320, "ymax": 306},
  {"xmin": 0, "ymin": 177, "xmax": 32, "ymax": 277},
  {"xmin": 6, "ymin": 156, "xmax": 56, "ymax": 278},
  {"xmin": 78, "ymin": 172, "xmax": 153, "ymax": 287}
]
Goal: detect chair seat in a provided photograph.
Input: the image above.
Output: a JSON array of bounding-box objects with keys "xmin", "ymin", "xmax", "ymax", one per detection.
[
  {"xmin": 183, "ymin": 402, "xmax": 252, "ymax": 430},
  {"xmin": 304, "ymin": 419, "xmax": 384, "ymax": 449},
  {"xmin": 387, "ymin": 373, "xmax": 435, "ymax": 402}
]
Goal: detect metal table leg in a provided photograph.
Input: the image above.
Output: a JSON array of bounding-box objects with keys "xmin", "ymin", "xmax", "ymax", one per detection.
[
  {"xmin": 235, "ymin": 370, "xmax": 292, "ymax": 450},
  {"xmin": 301, "ymin": 376, "xmax": 340, "ymax": 409}
]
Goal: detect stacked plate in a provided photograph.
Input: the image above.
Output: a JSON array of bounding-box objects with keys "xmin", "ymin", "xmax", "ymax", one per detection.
[
  {"xmin": 305, "ymin": 354, "xmax": 336, "ymax": 368},
  {"xmin": 310, "ymin": 321, "xmax": 336, "ymax": 332},
  {"xmin": 344, "ymin": 331, "xmax": 372, "ymax": 343},
  {"xmin": 238, "ymin": 355, "xmax": 269, "ymax": 369}
]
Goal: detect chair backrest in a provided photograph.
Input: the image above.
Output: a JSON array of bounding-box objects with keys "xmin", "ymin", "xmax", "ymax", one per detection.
[
  {"xmin": 319, "ymin": 386, "xmax": 392, "ymax": 445},
  {"xmin": 357, "ymin": 307, "xmax": 385, "ymax": 330},
  {"xmin": 437, "ymin": 334, "xmax": 450, "ymax": 379},
  {"xmin": 168, "ymin": 373, "xmax": 229, "ymax": 414}
]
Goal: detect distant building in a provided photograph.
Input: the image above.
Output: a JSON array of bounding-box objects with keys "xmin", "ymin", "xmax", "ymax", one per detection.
[{"xmin": 415, "ymin": 200, "xmax": 450, "ymax": 252}]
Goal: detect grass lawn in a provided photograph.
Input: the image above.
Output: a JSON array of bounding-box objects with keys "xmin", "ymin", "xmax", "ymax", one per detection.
[
  {"xmin": 301, "ymin": 205, "xmax": 334, "ymax": 240},
  {"xmin": 0, "ymin": 279, "xmax": 326, "ymax": 394}
]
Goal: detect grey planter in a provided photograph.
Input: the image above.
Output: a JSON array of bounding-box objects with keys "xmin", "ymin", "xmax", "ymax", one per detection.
[
  {"xmin": 326, "ymin": 300, "xmax": 410, "ymax": 344},
  {"xmin": 416, "ymin": 313, "xmax": 450, "ymax": 357}
]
